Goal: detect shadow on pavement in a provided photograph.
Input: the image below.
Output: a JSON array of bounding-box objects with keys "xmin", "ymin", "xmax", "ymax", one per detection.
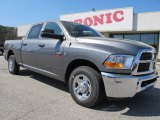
[
  {"xmin": 19, "ymin": 69, "xmax": 69, "ymax": 92},
  {"xmin": 95, "ymin": 88, "xmax": 160, "ymax": 117},
  {"xmin": 19, "ymin": 69, "xmax": 160, "ymax": 117}
]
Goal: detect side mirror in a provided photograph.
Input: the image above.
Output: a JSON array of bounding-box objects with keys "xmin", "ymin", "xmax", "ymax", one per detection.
[{"xmin": 41, "ymin": 29, "xmax": 64, "ymax": 41}]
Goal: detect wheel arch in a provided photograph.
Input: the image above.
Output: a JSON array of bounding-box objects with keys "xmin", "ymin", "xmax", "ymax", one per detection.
[
  {"xmin": 65, "ymin": 59, "xmax": 101, "ymax": 83},
  {"xmin": 7, "ymin": 50, "xmax": 14, "ymax": 60}
]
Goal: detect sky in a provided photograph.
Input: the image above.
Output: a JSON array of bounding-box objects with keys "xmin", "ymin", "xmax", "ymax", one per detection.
[{"xmin": 0, "ymin": 0, "xmax": 160, "ymax": 27}]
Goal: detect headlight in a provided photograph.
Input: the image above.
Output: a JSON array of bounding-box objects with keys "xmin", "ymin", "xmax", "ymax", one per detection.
[{"xmin": 104, "ymin": 55, "xmax": 134, "ymax": 69}]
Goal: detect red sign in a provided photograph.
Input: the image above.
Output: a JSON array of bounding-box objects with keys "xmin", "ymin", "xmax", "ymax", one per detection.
[{"xmin": 74, "ymin": 10, "xmax": 124, "ymax": 27}]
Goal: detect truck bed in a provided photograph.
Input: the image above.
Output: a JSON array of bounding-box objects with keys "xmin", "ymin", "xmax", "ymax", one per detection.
[{"xmin": 4, "ymin": 40, "xmax": 22, "ymax": 63}]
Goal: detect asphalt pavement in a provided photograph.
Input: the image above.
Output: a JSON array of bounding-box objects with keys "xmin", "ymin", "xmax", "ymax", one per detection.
[{"xmin": 0, "ymin": 55, "xmax": 160, "ymax": 120}]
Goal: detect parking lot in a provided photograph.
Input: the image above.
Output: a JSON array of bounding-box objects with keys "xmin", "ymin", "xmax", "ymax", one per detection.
[{"xmin": 0, "ymin": 55, "xmax": 160, "ymax": 120}]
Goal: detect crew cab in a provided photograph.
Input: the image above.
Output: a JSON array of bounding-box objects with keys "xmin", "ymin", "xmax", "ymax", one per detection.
[{"xmin": 4, "ymin": 21, "xmax": 158, "ymax": 107}]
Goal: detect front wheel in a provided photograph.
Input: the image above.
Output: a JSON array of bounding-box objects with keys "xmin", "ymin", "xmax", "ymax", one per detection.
[
  {"xmin": 8, "ymin": 55, "xmax": 20, "ymax": 74},
  {"xmin": 69, "ymin": 66, "xmax": 105, "ymax": 108}
]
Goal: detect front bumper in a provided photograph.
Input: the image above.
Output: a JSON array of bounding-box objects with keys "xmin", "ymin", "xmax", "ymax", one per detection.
[{"xmin": 101, "ymin": 72, "xmax": 158, "ymax": 98}]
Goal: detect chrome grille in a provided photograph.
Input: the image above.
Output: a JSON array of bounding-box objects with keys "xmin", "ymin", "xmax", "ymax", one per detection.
[
  {"xmin": 138, "ymin": 63, "xmax": 150, "ymax": 72},
  {"xmin": 140, "ymin": 52, "xmax": 152, "ymax": 60},
  {"xmin": 132, "ymin": 49, "xmax": 157, "ymax": 75}
]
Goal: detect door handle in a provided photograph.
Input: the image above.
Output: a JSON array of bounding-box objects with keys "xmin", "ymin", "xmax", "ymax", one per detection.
[
  {"xmin": 39, "ymin": 44, "xmax": 45, "ymax": 47},
  {"xmin": 22, "ymin": 43, "xmax": 27, "ymax": 46}
]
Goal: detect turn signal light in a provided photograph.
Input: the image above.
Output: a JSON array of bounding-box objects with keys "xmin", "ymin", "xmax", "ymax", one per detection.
[{"xmin": 104, "ymin": 62, "xmax": 123, "ymax": 69}]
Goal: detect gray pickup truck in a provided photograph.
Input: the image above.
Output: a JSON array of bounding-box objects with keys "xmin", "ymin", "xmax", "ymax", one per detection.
[{"xmin": 4, "ymin": 21, "xmax": 158, "ymax": 107}]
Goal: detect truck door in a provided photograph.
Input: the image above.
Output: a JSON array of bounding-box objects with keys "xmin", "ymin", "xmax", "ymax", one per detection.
[
  {"xmin": 36, "ymin": 22, "xmax": 64, "ymax": 80},
  {"xmin": 21, "ymin": 24, "xmax": 43, "ymax": 68}
]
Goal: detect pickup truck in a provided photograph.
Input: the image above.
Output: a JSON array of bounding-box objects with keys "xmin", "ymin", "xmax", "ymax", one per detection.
[{"xmin": 4, "ymin": 21, "xmax": 158, "ymax": 107}]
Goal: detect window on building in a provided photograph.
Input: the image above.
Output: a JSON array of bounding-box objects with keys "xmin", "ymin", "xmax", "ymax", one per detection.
[
  {"xmin": 124, "ymin": 34, "xmax": 140, "ymax": 41},
  {"xmin": 110, "ymin": 33, "xmax": 159, "ymax": 49},
  {"xmin": 111, "ymin": 34, "xmax": 123, "ymax": 39}
]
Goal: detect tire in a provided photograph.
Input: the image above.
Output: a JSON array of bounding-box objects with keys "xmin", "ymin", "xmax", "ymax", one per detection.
[
  {"xmin": 2, "ymin": 49, "xmax": 4, "ymax": 55},
  {"xmin": 0, "ymin": 50, "xmax": 3, "ymax": 55},
  {"xmin": 69, "ymin": 66, "xmax": 105, "ymax": 108},
  {"xmin": 8, "ymin": 55, "xmax": 20, "ymax": 74}
]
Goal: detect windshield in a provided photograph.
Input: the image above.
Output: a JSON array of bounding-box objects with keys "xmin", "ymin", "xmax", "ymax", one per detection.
[{"xmin": 61, "ymin": 21, "xmax": 104, "ymax": 38}]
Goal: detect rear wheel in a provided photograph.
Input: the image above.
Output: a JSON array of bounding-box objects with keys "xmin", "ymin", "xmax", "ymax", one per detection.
[
  {"xmin": 8, "ymin": 55, "xmax": 20, "ymax": 74},
  {"xmin": 2, "ymin": 49, "xmax": 4, "ymax": 55},
  {"xmin": 69, "ymin": 66, "xmax": 105, "ymax": 108},
  {"xmin": 0, "ymin": 49, "xmax": 3, "ymax": 55}
]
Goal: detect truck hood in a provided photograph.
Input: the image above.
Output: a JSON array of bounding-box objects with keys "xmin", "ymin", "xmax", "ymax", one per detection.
[{"xmin": 75, "ymin": 37, "xmax": 155, "ymax": 56}]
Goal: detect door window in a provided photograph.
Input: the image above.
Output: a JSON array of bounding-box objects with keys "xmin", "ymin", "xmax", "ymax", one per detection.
[{"xmin": 44, "ymin": 22, "xmax": 63, "ymax": 35}]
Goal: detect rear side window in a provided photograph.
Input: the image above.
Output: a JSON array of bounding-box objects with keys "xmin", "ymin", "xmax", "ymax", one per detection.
[{"xmin": 27, "ymin": 24, "xmax": 43, "ymax": 39}]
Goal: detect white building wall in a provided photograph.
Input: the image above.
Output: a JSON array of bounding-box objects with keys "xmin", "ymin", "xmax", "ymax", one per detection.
[
  {"xmin": 18, "ymin": 24, "xmax": 32, "ymax": 37},
  {"xmin": 134, "ymin": 12, "xmax": 160, "ymax": 31},
  {"xmin": 60, "ymin": 7, "xmax": 133, "ymax": 32}
]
